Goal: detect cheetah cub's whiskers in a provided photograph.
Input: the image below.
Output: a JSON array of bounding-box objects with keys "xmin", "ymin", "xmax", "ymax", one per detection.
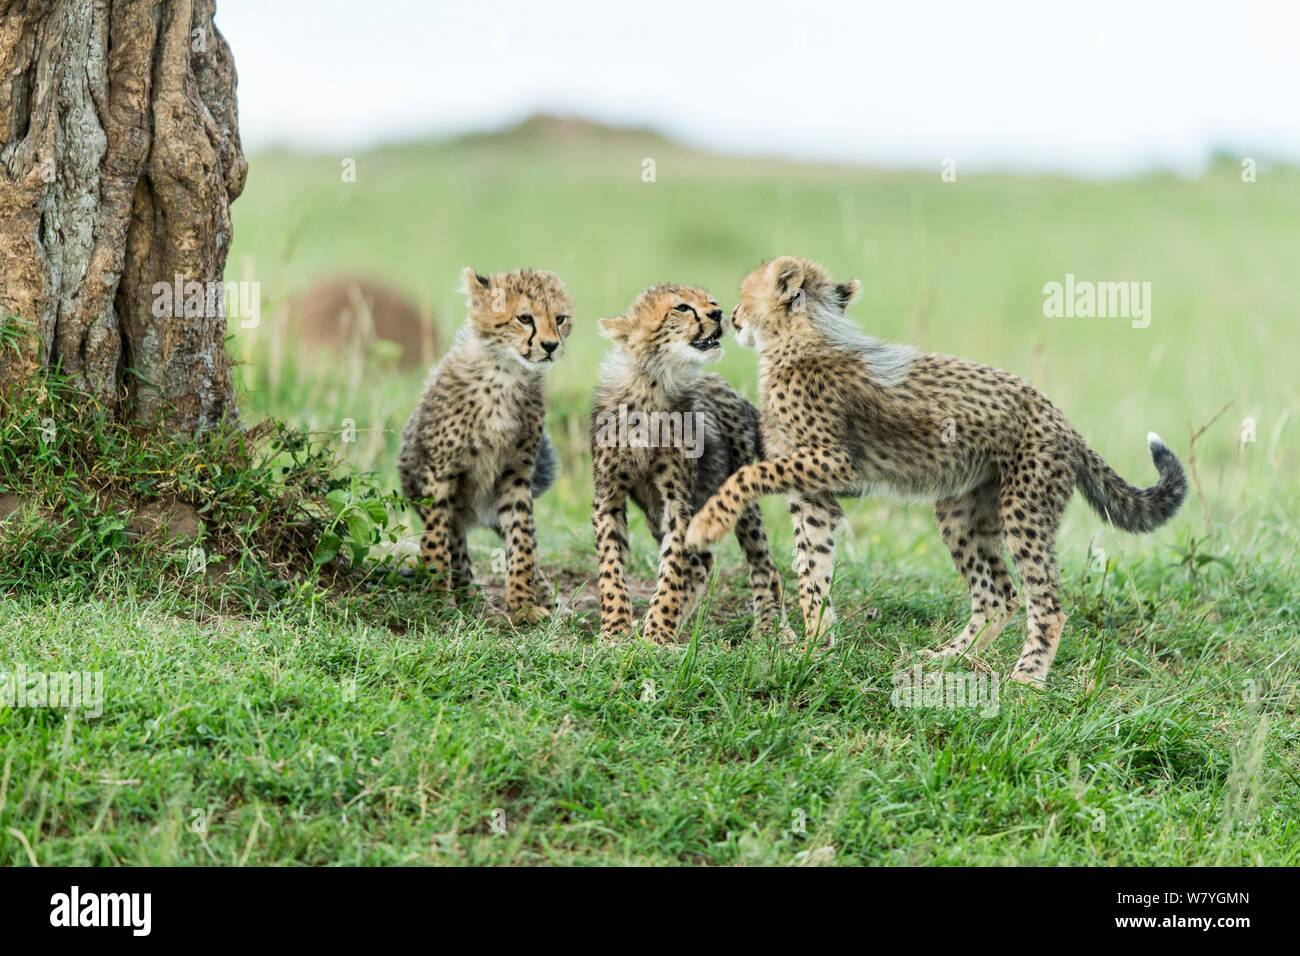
[
  {"xmin": 686, "ymin": 256, "xmax": 1188, "ymax": 685},
  {"xmin": 590, "ymin": 283, "xmax": 790, "ymax": 645},
  {"xmin": 398, "ymin": 267, "xmax": 572, "ymax": 624}
]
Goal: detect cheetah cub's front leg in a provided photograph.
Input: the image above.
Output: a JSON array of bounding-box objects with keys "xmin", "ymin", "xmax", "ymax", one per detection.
[
  {"xmin": 495, "ymin": 463, "xmax": 551, "ymax": 625},
  {"xmin": 592, "ymin": 488, "xmax": 634, "ymax": 642},
  {"xmin": 687, "ymin": 449, "xmax": 855, "ymax": 644},
  {"xmin": 642, "ymin": 496, "xmax": 696, "ymax": 645},
  {"xmin": 787, "ymin": 492, "xmax": 842, "ymax": 647}
]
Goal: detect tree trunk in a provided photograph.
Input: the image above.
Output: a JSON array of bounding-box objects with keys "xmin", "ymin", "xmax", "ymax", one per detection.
[{"xmin": 0, "ymin": 0, "xmax": 246, "ymax": 434}]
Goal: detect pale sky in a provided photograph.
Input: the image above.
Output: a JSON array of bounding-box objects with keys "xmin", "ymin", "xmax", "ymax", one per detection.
[{"xmin": 217, "ymin": 0, "xmax": 1300, "ymax": 176}]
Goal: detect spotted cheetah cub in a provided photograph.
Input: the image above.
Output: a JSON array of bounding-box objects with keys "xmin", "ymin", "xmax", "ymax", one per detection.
[
  {"xmin": 686, "ymin": 256, "xmax": 1187, "ymax": 685},
  {"xmin": 399, "ymin": 268, "xmax": 572, "ymax": 623},
  {"xmin": 590, "ymin": 284, "xmax": 787, "ymax": 644}
]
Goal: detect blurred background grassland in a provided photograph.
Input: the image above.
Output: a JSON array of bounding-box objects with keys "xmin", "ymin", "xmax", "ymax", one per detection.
[{"xmin": 227, "ymin": 117, "xmax": 1297, "ymax": 579}]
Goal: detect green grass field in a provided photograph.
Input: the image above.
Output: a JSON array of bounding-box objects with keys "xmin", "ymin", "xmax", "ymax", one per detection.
[{"xmin": 2, "ymin": 122, "xmax": 1296, "ymax": 865}]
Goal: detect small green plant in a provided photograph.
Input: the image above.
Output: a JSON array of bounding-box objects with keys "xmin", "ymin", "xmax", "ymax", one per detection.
[
  {"xmin": 0, "ymin": 374, "xmax": 403, "ymax": 599},
  {"xmin": 315, "ymin": 481, "xmax": 402, "ymax": 568},
  {"xmin": 1169, "ymin": 534, "xmax": 1235, "ymax": 600}
]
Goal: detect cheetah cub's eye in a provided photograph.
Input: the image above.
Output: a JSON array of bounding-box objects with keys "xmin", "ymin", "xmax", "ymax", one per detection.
[
  {"xmin": 516, "ymin": 314, "xmax": 534, "ymax": 326},
  {"xmin": 555, "ymin": 315, "xmax": 568, "ymax": 327},
  {"xmin": 673, "ymin": 304, "xmax": 692, "ymax": 313}
]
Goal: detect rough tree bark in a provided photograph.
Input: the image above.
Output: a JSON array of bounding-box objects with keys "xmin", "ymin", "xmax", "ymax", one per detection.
[{"xmin": 0, "ymin": 0, "xmax": 246, "ymax": 434}]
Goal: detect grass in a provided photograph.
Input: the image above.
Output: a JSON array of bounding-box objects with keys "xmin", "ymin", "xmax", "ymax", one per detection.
[
  {"xmin": 2, "ymin": 560, "xmax": 1295, "ymax": 865},
  {"xmin": 1, "ymin": 121, "xmax": 1297, "ymax": 865}
]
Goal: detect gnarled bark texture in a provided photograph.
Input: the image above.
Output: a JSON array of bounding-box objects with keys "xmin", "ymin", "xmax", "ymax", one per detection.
[{"xmin": 0, "ymin": 0, "xmax": 245, "ymax": 434}]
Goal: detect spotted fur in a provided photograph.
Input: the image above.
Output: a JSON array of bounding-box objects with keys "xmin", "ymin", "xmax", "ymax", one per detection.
[
  {"xmin": 398, "ymin": 267, "xmax": 573, "ymax": 622},
  {"xmin": 685, "ymin": 256, "xmax": 1187, "ymax": 684},
  {"xmin": 590, "ymin": 284, "xmax": 788, "ymax": 644}
]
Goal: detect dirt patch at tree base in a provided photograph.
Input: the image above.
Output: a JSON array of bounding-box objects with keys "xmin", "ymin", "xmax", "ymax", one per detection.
[{"xmin": 125, "ymin": 497, "xmax": 204, "ymax": 545}]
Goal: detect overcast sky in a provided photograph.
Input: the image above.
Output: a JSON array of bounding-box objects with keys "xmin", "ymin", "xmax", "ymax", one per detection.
[{"xmin": 217, "ymin": 0, "xmax": 1300, "ymax": 176}]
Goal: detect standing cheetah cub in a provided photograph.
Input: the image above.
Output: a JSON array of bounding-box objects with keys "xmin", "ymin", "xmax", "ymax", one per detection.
[
  {"xmin": 590, "ymin": 284, "xmax": 787, "ymax": 644},
  {"xmin": 686, "ymin": 256, "xmax": 1187, "ymax": 685},
  {"xmin": 399, "ymin": 267, "xmax": 572, "ymax": 623}
]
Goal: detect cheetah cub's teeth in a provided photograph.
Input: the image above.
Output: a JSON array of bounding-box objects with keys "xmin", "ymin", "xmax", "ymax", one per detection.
[{"xmin": 689, "ymin": 326, "xmax": 722, "ymax": 351}]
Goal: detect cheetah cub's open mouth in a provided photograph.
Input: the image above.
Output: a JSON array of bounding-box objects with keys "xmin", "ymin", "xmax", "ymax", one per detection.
[{"xmin": 690, "ymin": 325, "xmax": 722, "ymax": 351}]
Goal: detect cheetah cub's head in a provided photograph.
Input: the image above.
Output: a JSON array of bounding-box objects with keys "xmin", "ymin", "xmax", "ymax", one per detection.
[
  {"xmin": 598, "ymin": 284, "xmax": 725, "ymax": 374},
  {"xmin": 732, "ymin": 256, "xmax": 860, "ymax": 349},
  {"xmin": 460, "ymin": 267, "xmax": 573, "ymax": 370}
]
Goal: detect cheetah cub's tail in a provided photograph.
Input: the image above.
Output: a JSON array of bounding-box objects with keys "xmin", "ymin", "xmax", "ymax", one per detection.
[
  {"xmin": 532, "ymin": 431, "xmax": 558, "ymax": 498},
  {"xmin": 1074, "ymin": 432, "xmax": 1188, "ymax": 533}
]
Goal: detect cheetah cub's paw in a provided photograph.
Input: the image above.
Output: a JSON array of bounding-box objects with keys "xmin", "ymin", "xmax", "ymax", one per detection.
[
  {"xmin": 799, "ymin": 611, "xmax": 837, "ymax": 651},
  {"xmin": 639, "ymin": 615, "xmax": 686, "ymax": 648},
  {"xmin": 532, "ymin": 570, "xmax": 556, "ymax": 611},
  {"xmin": 752, "ymin": 610, "xmax": 799, "ymax": 646},
  {"xmin": 1007, "ymin": 668, "xmax": 1047, "ymax": 689},
  {"xmin": 919, "ymin": 643, "xmax": 965, "ymax": 661},
  {"xmin": 597, "ymin": 614, "xmax": 635, "ymax": 645},
  {"xmin": 509, "ymin": 604, "xmax": 553, "ymax": 626},
  {"xmin": 775, "ymin": 619, "xmax": 800, "ymax": 646},
  {"xmin": 684, "ymin": 506, "xmax": 733, "ymax": 552}
]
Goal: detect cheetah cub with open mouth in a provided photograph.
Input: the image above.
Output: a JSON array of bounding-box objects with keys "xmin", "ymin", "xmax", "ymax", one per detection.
[
  {"xmin": 685, "ymin": 256, "xmax": 1187, "ymax": 685},
  {"xmin": 590, "ymin": 284, "xmax": 788, "ymax": 644},
  {"xmin": 399, "ymin": 267, "xmax": 572, "ymax": 624}
]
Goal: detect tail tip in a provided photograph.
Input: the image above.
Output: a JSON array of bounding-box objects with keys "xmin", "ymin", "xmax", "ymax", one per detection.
[{"xmin": 1146, "ymin": 431, "xmax": 1166, "ymax": 451}]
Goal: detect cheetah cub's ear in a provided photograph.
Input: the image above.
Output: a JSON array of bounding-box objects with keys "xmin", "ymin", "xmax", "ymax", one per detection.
[
  {"xmin": 598, "ymin": 314, "xmax": 636, "ymax": 343},
  {"xmin": 772, "ymin": 256, "xmax": 860, "ymax": 312},
  {"xmin": 833, "ymin": 278, "xmax": 861, "ymax": 309},
  {"xmin": 458, "ymin": 266, "xmax": 492, "ymax": 307},
  {"xmin": 773, "ymin": 257, "xmax": 807, "ymax": 307}
]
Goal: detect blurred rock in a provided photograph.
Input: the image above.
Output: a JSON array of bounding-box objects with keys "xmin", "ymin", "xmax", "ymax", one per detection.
[{"xmin": 284, "ymin": 277, "xmax": 437, "ymax": 371}]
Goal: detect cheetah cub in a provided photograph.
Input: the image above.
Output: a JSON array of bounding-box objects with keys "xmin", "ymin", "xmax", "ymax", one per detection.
[
  {"xmin": 590, "ymin": 284, "xmax": 787, "ymax": 644},
  {"xmin": 686, "ymin": 256, "xmax": 1187, "ymax": 685},
  {"xmin": 398, "ymin": 267, "xmax": 572, "ymax": 623}
]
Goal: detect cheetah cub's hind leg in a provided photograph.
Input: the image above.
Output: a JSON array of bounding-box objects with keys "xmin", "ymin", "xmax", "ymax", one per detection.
[
  {"xmin": 413, "ymin": 471, "xmax": 476, "ymax": 603},
  {"xmin": 675, "ymin": 550, "xmax": 715, "ymax": 636},
  {"xmin": 998, "ymin": 458, "xmax": 1070, "ymax": 687},
  {"xmin": 532, "ymin": 566, "xmax": 555, "ymax": 612},
  {"xmin": 923, "ymin": 481, "xmax": 1020, "ymax": 662},
  {"xmin": 447, "ymin": 521, "xmax": 478, "ymax": 605},
  {"xmin": 734, "ymin": 504, "xmax": 793, "ymax": 642}
]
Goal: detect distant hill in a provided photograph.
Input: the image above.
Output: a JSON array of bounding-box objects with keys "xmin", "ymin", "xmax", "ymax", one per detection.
[{"xmin": 456, "ymin": 112, "xmax": 678, "ymax": 151}]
